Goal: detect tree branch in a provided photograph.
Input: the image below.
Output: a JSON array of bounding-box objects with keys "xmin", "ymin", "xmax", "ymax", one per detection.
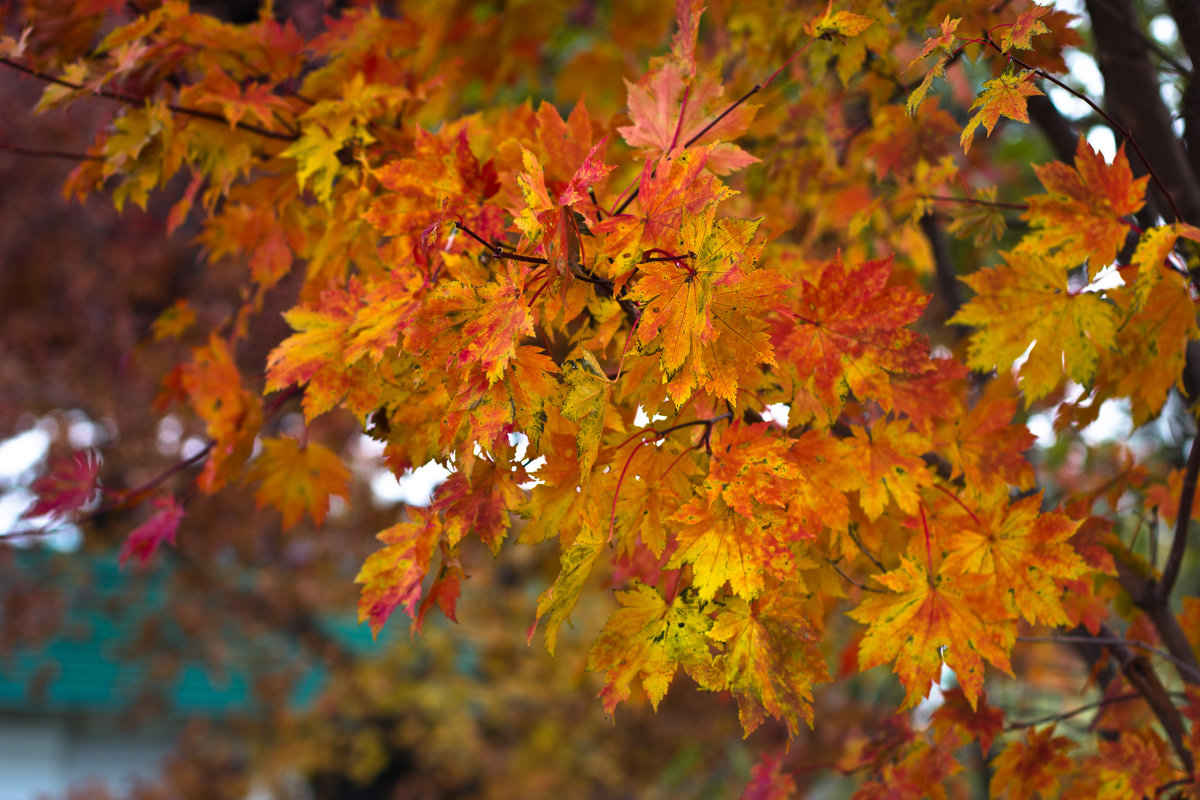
[
  {"xmin": 1158, "ymin": 428, "xmax": 1200, "ymax": 600},
  {"xmin": 0, "ymin": 57, "xmax": 299, "ymax": 143},
  {"xmin": 1083, "ymin": 0, "xmax": 1200, "ymax": 224}
]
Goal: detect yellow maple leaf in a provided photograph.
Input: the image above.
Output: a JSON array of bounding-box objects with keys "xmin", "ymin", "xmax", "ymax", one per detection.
[
  {"xmin": 708, "ymin": 588, "xmax": 830, "ymax": 737},
  {"xmin": 587, "ymin": 584, "xmax": 716, "ymax": 714},
  {"xmin": 950, "ymin": 250, "xmax": 1119, "ymax": 401},
  {"xmin": 804, "ymin": 1, "xmax": 874, "ymax": 39}
]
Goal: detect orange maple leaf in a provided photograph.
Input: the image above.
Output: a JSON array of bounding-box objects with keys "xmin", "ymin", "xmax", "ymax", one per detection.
[
  {"xmin": 1023, "ymin": 137, "xmax": 1148, "ymax": 269},
  {"xmin": 1129, "ymin": 222, "xmax": 1200, "ymax": 309},
  {"xmin": 183, "ymin": 335, "xmax": 263, "ymax": 492},
  {"xmin": 773, "ymin": 254, "xmax": 929, "ymax": 423},
  {"xmin": 591, "ymin": 145, "xmax": 736, "ymax": 279},
  {"xmin": 960, "ymin": 71, "xmax": 1043, "ymax": 153},
  {"xmin": 941, "ymin": 493, "xmax": 1088, "ymax": 626},
  {"xmin": 357, "ymin": 510, "xmax": 440, "ymax": 636},
  {"xmin": 1000, "ymin": 4, "xmax": 1051, "ymax": 52},
  {"xmin": 989, "ymin": 726, "xmax": 1076, "ymax": 799},
  {"xmin": 849, "ymin": 556, "xmax": 1013, "ymax": 709},
  {"xmin": 844, "ymin": 419, "xmax": 932, "ymax": 520},
  {"xmin": 803, "ymin": 2, "xmax": 874, "ymax": 40},
  {"xmin": 667, "ymin": 421, "xmax": 810, "ymax": 600},
  {"xmin": 628, "ymin": 202, "xmax": 783, "ymax": 405},
  {"xmin": 619, "ymin": 61, "xmax": 759, "ymax": 174},
  {"xmin": 244, "ymin": 438, "xmax": 351, "ymax": 530}
]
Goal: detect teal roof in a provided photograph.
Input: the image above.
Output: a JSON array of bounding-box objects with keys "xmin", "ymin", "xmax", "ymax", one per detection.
[{"xmin": 0, "ymin": 551, "xmax": 388, "ymax": 715}]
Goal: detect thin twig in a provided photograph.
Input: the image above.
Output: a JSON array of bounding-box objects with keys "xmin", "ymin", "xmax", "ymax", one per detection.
[
  {"xmin": 925, "ymin": 194, "xmax": 1028, "ymax": 210},
  {"xmin": 0, "ymin": 441, "xmax": 214, "ymax": 542},
  {"xmin": 0, "ymin": 142, "xmax": 104, "ymax": 161},
  {"xmin": 824, "ymin": 557, "xmax": 883, "ymax": 592},
  {"xmin": 1018, "ymin": 634, "xmax": 1200, "ymax": 685},
  {"xmin": 0, "ymin": 57, "xmax": 298, "ymax": 143},
  {"xmin": 984, "ymin": 39, "xmax": 1185, "ymax": 224},
  {"xmin": 1005, "ymin": 691, "xmax": 1140, "ymax": 730}
]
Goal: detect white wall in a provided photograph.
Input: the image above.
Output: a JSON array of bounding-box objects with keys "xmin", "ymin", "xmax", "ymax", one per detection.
[{"xmin": 0, "ymin": 713, "xmax": 173, "ymax": 800}]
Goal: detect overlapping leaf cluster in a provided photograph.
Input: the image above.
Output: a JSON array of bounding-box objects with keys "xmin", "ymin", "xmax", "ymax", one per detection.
[{"xmin": 10, "ymin": 0, "xmax": 1200, "ymax": 795}]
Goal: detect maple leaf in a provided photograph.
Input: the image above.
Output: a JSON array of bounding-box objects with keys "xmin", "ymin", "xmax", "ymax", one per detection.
[
  {"xmin": 344, "ymin": 268, "xmax": 426, "ymax": 364},
  {"xmin": 432, "ymin": 457, "xmax": 527, "ymax": 554},
  {"xmin": 849, "ymin": 556, "xmax": 1013, "ymax": 709},
  {"xmin": 844, "ymin": 419, "xmax": 932, "ymax": 519},
  {"xmin": 950, "ymin": 249, "xmax": 1119, "ymax": 402},
  {"xmin": 989, "ymin": 726, "xmax": 1076, "ymax": 799},
  {"xmin": 357, "ymin": 511, "xmax": 440, "ymax": 636},
  {"xmin": 941, "ymin": 494, "xmax": 1088, "ymax": 626},
  {"xmin": 740, "ymin": 751, "xmax": 796, "ymax": 800},
  {"xmin": 803, "ymin": 2, "xmax": 874, "ymax": 40},
  {"xmin": 619, "ymin": 62, "xmax": 759, "ymax": 174},
  {"xmin": 628, "ymin": 202, "xmax": 781, "ymax": 405},
  {"xmin": 265, "ymin": 282, "xmax": 362, "ymax": 420},
  {"xmin": 119, "ymin": 495, "xmax": 184, "ymax": 567},
  {"xmin": 1022, "ymin": 137, "xmax": 1148, "ymax": 269},
  {"xmin": 905, "ymin": 16, "xmax": 960, "ymax": 116},
  {"xmin": 667, "ymin": 421, "xmax": 810, "ymax": 600},
  {"xmin": 960, "ymin": 71, "xmax": 1043, "ymax": 153},
  {"xmin": 24, "ymin": 450, "xmax": 101, "ymax": 520},
  {"xmin": 531, "ymin": 525, "xmax": 604, "ymax": 655},
  {"xmin": 587, "ymin": 583, "xmax": 717, "ymax": 714},
  {"xmin": 945, "ymin": 186, "xmax": 1008, "ymax": 245},
  {"xmin": 773, "ymin": 254, "xmax": 929, "ymax": 423},
  {"xmin": 708, "ymin": 588, "xmax": 831, "ymax": 736},
  {"xmin": 1129, "ymin": 222, "xmax": 1200, "ymax": 310},
  {"xmin": 931, "ymin": 688, "xmax": 1005, "ymax": 755},
  {"xmin": 1000, "ymin": 5, "xmax": 1051, "ymax": 52},
  {"xmin": 244, "ymin": 438, "xmax": 351, "ymax": 531},
  {"xmin": 601, "ymin": 428, "xmax": 698, "ymax": 557},
  {"xmin": 150, "ymin": 299, "xmax": 196, "ymax": 342},
  {"xmin": 938, "ymin": 384, "xmax": 1036, "ymax": 498},
  {"xmin": 407, "ymin": 264, "xmax": 536, "ymax": 385},
  {"xmin": 514, "ymin": 141, "xmax": 614, "ymax": 276},
  {"xmin": 592, "ymin": 146, "xmax": 736, "ymax": 279},
  {"xmin": 907, "ymin": 54, "xmax": 949, "ymax": 118},
  {"xmin": 1107, "ymin": 273, "xmax": 1200, "ymax": 424},
  {"xmin": 181, "ymin": 336, "xmax": 263, "ymax": 493},
  {"xmin": 518, "ymin": 422, "xmax": 602, "ymax": 547},
  {"xmin": 559, "ymin": 349, "xmax": 613, "ymax": 481},
  {"xmin": 365, "ymin": 123, "xmax": 503, "ymax": 257},
  {"xmin": 670, "ymin": 0, "xmax": 704, "ymax": 76}
]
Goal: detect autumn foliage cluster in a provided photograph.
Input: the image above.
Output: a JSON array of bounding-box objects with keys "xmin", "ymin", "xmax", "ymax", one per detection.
[{"xmin": 6, "ymin": 0, "xmax": 1200, "ymax": 797}]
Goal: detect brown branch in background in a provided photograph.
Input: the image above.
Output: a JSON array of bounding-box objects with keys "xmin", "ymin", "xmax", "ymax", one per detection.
[
  {"xmin": 925, "ymin": 195, "xmax": 1028, "ymax": 211},
  {"xmin": 1082, "ymin": 0, "xmax": 1200, "ymax": 224},
  {"xmin": 0, "ymin": 57, "xmax": 299, "ymax": 143},
  {"xmin": 1005, "ymin": 691, "xmax": 1141, "ymax": 730},
  {"xmin": 0, "ymin": 142, "xmax": 104, "ymax": 161},
  {"xmin": 918, "ymin": 213, "xmax": 966, "ymax": 332},
  {"xmin": 1168, "ymin": 0, "xmax": 1200, "ymax": 182},
  {"xmin": 989, "ymin": 38, "xmax": 1189, "ymax": 225},
  {"xmin": 1158, "ymin": 429, "xmax": 1200, "ymax": 600}
]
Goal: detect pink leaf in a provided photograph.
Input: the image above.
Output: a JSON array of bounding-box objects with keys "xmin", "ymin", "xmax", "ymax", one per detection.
[
  {"xmin": 24, "ymin": 450, "xmax": 101, "ymax": 520},
  {"xmin": 119, "ymin": 496, "xmax": 184, "ymax": 567}
]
